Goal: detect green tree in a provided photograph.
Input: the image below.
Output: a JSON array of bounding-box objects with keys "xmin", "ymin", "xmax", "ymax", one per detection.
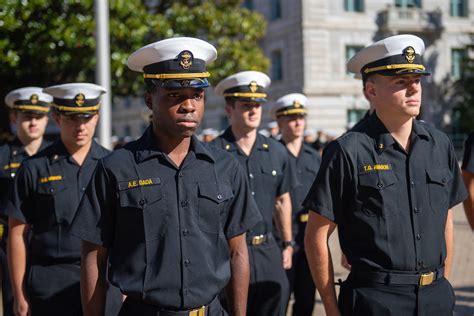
[{"xmin": 0, "ymin": 0, "xmax": 268, "ymax": 140}]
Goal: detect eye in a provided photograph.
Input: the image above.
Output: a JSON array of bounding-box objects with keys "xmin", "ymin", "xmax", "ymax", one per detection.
[
  {"xmin": 413, "ymin": 78, "xmax": 421, "ymax": 84},
  {"xmin": 167, "ymin": 92, "xmax": 180, "ymax": 98},
  {"xmin": 193, "ymin": 93, "xmax": 203, "ymax": 100},
  {"xmin": 395, "ymin": 79, "xmax": 406, "ymax": 85}
]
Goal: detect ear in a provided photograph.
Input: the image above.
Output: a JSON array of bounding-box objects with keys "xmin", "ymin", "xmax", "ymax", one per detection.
[
  {"xmin": 364, "ymin": 80, "xmax": 377, "ymax": 99},
  {"xmin": 52, "ymin": 112, "xmax": 61, "ymax": 126},
  {"xmin": 10, "ymin": 112, "xmax": 17, "ymax": 125},
  {"xmin": 224, "ymin": 104, "xmax": 233, "ymax": 116},
  {"xmin": 144, "ymin": 91, "xmax": 153, "ymax": 110}
]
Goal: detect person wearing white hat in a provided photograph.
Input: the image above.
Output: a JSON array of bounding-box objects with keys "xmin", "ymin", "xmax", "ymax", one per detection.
[
  {"xmin": 304, "ymin": 34, "xmax": 467, "ymax": 316},
  {"xmin": 200, "ymin": 127, "xmax": 219, "ymax": 143},
  {"xmin": 212, "ymin": 71, "xmax": 292, "ymax": 316},
  {"xmin": 7, "ymin": 83, "xmax": 110, "ymax": 316},
  {"xmin": 0, "ymin": 87, "xmax": 52, "ymax": 316},
  {"xmin": 70, "ymin": 38, "xmax": 260, "ymax": 316},
  {"xmin": 267, "ymin": 121, "xmax": 280, "ymax": 140},
  {"xmin": 274, "ymin": 93, "xmax": 320, "ymax": 316}
]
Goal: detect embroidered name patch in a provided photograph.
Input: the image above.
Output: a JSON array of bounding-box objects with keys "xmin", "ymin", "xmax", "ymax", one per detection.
[
  {"xmin": 360, "ymin": 164, "xmax": 392, "ymax": 173},
  {"xmin": 3, "ymin": 163, "xmax": 20, "ymax": 170},
  {"xmin": 39, "ymin": 175, "xmax": 63, "ymax": 183},
  {"xmin": 118, "ymin": 177, "xmax": 161, "ymax": 190}
]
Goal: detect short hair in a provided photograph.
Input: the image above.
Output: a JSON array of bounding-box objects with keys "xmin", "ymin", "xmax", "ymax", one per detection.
[{"xmin": 145, "ymin": 79, "xmax": 157, "ymax": 94}]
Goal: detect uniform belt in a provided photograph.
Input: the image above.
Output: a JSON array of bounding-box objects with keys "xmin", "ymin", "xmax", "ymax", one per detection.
[
  {"xmin": 246, "ymin": 232, "xmax": 273, "ymax": 246},
  {"xmin": 124, "ymin": 295, "xmax": 220, "ymax": 316},
  {"xmin": 350, "ymin": 266, "xmax": 444, "ymax": 287}
]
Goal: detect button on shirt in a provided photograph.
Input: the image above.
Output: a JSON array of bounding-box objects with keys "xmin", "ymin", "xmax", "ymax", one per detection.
[
  {"xmin": 212, "ymin": 127, "xmax": 292, "ymax": 235},
  {"xmin": 304, "ymin": 114, "xmax": 467, "ymax": 272},
  {"xmin": 7, "ymin": 140, "xmax": 109, "ymax": 261},
  {"xmin": 462, "ymin": 132, "xmax": 474, "ymax": 173},
  {"xmin": 69, "ymin": 127, "xmax": 260, "ymax": 310},
  {"xmin": 281, "ymin": 142, "xmax": 321, "ymax": 248}
]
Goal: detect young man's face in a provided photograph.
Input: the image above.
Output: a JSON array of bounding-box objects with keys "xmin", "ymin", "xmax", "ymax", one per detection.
[
  {"xmin": 13, "ymin": 112, "xmax": 49, "ymax": 142},
  {"xmin": 54, "ymin": 113, "xmax": 99, "ymax": 148},
  {"xmin": 277, "ymin": 114, "xmax": 306, "ymax": 139},
  {"xmin": 226, "ymin": 100, "xmax": 262, "ymax": 132},
  {"xmin": 366, "ymin": 74, "xmax": 422, "ymax": 119},
  {"xmin": 146, "ymin": 87, "xmax": 205, "ymax": 138}
]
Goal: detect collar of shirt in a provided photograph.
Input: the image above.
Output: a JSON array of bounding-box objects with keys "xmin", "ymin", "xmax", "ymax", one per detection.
[
  {"xmin": 10, "ymin": 137, "xmax": 27, "ymax": 157},
  {"xmin": 48, "ymin": 139, "xmax": 104, "ymax": 164},
  {"xmin": 134, "ymin": 126, "xmax": 215, "ymax": 164},
  {"xmin": 368, "ymin": 114, "xmax": 431, "ymax": 154},
  {"xmin": 221, "ymin": 127, "xmax": 271, "ymax": 153}
]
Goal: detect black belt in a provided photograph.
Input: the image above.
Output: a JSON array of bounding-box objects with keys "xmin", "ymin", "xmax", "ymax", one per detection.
[
  {"xmin": 350, "ymin": 266, "xmax": 444, "ymax": 287},
  {"xmin": 124, "ymin": 295, "xmax": 220, "ymax": 316},
  {"xmin": 246, "ymin": 232, "xmax": 274, "ymax": 246}
]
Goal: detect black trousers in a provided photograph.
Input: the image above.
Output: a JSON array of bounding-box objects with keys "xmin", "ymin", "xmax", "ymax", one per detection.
[
  {"xmin": 26, "ymin": 263, "xmax": 82, "ymax": 316},
  {"xmin": 286, "ymin": 249, "xmax": 315, "ymax": 316},
  {"xmin": 247, "ymin": 239, "xmax": 290, "ymax": 316},
  {"xmin": 338, "ymin": 275, "xmax": 456, "ymax": 316}
]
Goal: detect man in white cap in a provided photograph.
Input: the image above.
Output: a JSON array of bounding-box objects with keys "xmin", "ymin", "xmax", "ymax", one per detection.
[
  {"xmin": 304, "ymin": 34, "xmax": 467, "ymax": 315},
  {"xmin": 0, "ymin": 87, "xmax": 52, "ymax": 316},
  {"xmin": 70, "ymin": 37, "xmax": 260, "ymax": 316},
  {"xmin": 274, "ymin": 93, "xmax": 320, "ymax": 316},
  {"xmin": 200, "ymin": 127, "xmax": 219, "ymax": 143},
  {"xmin": 212, "ymin": 71, "xmax": 293, "ymax": 316},
  {"xmin": 7, "ymin": 83, "xmax": 110, "ymax": 316}
]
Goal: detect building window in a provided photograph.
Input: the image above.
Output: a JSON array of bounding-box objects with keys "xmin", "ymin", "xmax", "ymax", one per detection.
[
  {"xmin": 395, "ymin": 0, "xmax": 422, "ymax": 7},
  {"xmin": 344, "ymin": 0, "xmax": 364, "ymax": 12},
  {"xmin": 270, "ymin": 0, "xmax": 281, "ymax": 20},
  {"xmin": 271, "ymin": 50, "xmax": 283, "ymax": 81},
  {"xmin": 450, "ymin": 0, "xmax": 468, "ymax": 17},
  {"xmin": 347, "ymin": 109, "xmax": 367, "ymax": 127},
  {"xmin": 346, "ymin": 45, "xmax": 364, "ymax": 73},
  {"xmin": 451, "ymin": 48, "xmax": 466, "ymax": 80},
  {"xmin": 243, "ymin": 0, "xmax": 253, "ymax": 10}
]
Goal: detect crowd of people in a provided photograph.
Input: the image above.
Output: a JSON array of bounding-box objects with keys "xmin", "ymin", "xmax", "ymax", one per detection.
[{"xmin": 0, "ymin": 33, "xmax": 472, "ymax": 316}]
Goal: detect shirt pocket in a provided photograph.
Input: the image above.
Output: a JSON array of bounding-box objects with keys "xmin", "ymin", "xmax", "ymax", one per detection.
[
  {"xmin": 426, "ymin": 168, "xmax": 452, "ymax": 213},
  {"xmin": 118, "ymin": 177, "xmax": 165, "ymax": 241},
  {"xmin": 358, "ymin": 171, "xmax": 399, "ymax": 217},
  {"xmin": 35, "ymin": 181, "xmax": 68, "ymax": 227},
  {"xmin": 198, "ymin": 181, "xmax": 234, "ymax": 234}
]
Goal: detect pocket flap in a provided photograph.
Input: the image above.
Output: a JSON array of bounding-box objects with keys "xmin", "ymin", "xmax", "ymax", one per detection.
[
  {"xmin": 36, "ymin": 179, "xmax": 68, "ymax": 195},
  {"xmin": 198, "ymin": 182, "xmax": 233, "ymax": 203},
  {"xmin": 261, "ymin": 164, "xmax": 280, "ymax": 176},
  {"xmin": 119, "ymin": 181, "xmax": 163, "ymax": 208},
  {"xmin": 359, "ymin": 171, "xmax": 397, "ymax": 189},
  {"xmin": 426, "ymin": 168, "xmax": 452, "ymax": 186}
]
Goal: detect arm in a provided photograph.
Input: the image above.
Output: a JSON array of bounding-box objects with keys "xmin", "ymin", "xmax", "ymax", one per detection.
[
  {"xmin": 274, "ymin": 192, "xmax": 293, "ymax": 269},
  {"xmin": 8, "ymin": 217, "xmax": 30, "ymax": 316},
  {"xmin": 304, "ymin": 211, "xmax": 340, "ymax": 316},
  {"xmin": 225, "ymin": 234, "xmax": 249, "ymax": 316},
  {"xmin": 81, "ymin": 241, "xmax": 109, "ymax": 316},
  {"xmin": 444, "ymin": 209, "xmax": 454, "ymax": 279},
  {"xmin": 461, "ymin": 170, "xmax": 474, "ymax": 230}
]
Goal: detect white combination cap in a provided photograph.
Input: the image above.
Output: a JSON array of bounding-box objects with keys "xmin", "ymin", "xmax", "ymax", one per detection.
[
  {"xmin": 5, "ymin": 87, "xmax": 52, "ymax": 113},
  {"xmin": 274, "ymin": 93, "xmax": 308, "ymax": 118},
  {"xmin": 215, "ymin": 70, "xmax": 271, "ymax": 103}
]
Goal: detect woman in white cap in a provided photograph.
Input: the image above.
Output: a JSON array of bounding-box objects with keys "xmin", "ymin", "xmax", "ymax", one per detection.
[
  {"xmin": 0, "ymin": 87, "xmax": 52, "ymax": 316},
  {"xmin": 7, "ymin": 83, "xmax": 110, "ymax": 316}
]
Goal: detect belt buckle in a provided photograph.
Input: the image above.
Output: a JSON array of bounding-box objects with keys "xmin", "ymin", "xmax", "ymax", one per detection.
[
  {"xmin": 252, "ymin": 235, "xmax": 265, "ymax": 246},
  {"xmin": 419, "ymin": 271, "xmax": 434, "ymax": 286},
  {"xmin": 189, "ymin": 306, "xmax": 205, "ymax": 316},
  {"xmin": 299, "ymin": 213, "xmax": 309, "ymax": 223}
]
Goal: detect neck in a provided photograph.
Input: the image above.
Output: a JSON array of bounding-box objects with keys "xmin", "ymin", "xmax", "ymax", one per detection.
[
  {"xmin": 153, "ymin": 127, "xmax": 192, "ymax": 167},
  {"xmin": 18, "ymin": 136, "xmax": 44, "ymax": 156},
  {"xmin": 64, "ymin": 140, "xmax": 92, "ymax": 166},
  {"xmin": 377, "ymin": 112, "xmax": 414, "ymax": 151},
  {"xmin": 282, "ymin": 134, "xmax": 303, "ymax": 157},
  {"xmin": 231, "ymin": 125, "xmax": 257, "ymax": 156}
]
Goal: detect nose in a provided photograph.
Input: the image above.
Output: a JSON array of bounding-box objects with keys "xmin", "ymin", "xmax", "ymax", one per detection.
[
  {"xmin": 180, "ymin": 98, "xmax": 196, "ymax": 112},
  {"xmin": 407, "ymin": 80, "xmax": 420, "ymax": 94}
]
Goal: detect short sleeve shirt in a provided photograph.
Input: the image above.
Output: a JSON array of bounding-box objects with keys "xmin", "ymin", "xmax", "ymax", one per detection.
[
  {"xmin": 212, "ymin": 127, "xmax": 292, "ymax": 235},
  {"xmin": 462, "ymin": 132, "xmax": 474, "ymax": 173},
  {"xmin": 8, "ymin": 140, "xmax": 109, "ymax": 261},
  {"xmin": 69, "ymin": 127, "xmax": 260, "ymax": 309},
  {"xmin": 304, "ymin": 114, "xmax": 467, "ymax": 272}
]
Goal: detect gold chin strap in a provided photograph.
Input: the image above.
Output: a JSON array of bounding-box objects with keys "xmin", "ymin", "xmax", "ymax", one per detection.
[
  {"xmin": 223, "ymin": 92, "xmax": 267, "ymax": 98},
  {"xmin": 51, "ymin": 104, "xmax": 101, "ymax": 112},
  {"xmin": 363, "ymin": 64, "xmax": 425, "ymax": 74},
  {"xmin": 14, "ymin": 105, "xmax": 50, "ymax": 113},
  {"xmin": 143, "ymin": 72, "xmax": 210, "ymax": 79}
]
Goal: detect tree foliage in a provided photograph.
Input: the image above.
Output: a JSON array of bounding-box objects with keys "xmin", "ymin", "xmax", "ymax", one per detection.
[{"xmin": 0, "ymin": 0, "xmax": 268, "ymax": 139}]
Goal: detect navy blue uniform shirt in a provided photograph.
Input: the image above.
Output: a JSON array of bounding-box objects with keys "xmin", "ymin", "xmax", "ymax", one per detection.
[
  {"xmin": 462, "ymin": 132, "xmax": 474, "ymax": 173},
  {"xmin": 7, "ymin": 139, "xmax": 109, "ymax": 261},
  {"xmin": 69, "ymin": 127, "xmax": 260, "ymax": 310},
  {"xmin": 304, "ymin": 114, "xmax": 467, "ymax": 272},
  {"xmin": 212, "ymin": 127, "xmax": 292, "ymax": 236},
  {"xmin": 281, "ymin": 142, "xmax": 321, "ymax": 248}
]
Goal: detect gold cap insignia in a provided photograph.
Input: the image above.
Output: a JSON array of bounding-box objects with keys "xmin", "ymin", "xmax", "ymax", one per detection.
[
  {"xmin": 179, "ymin": 50, "xmax": 193, "ymax": 70},
  {"xmin": 30, "ymin": 94, "xmax": 39, "ymax": 105},
  {"xmin": 404, "ymin": 46, "xmax": 416, "ymax": 64},
  {"xmin": 249, "ymin": 81, "xmax": 258, "ymax": 93},
  {"xmin": 293, "ymin": 100, "xmax": 301, "ymax": 108},
  {"xmin": 74, "ymin": 93, "xmax": 85, "ymax": 107}
]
